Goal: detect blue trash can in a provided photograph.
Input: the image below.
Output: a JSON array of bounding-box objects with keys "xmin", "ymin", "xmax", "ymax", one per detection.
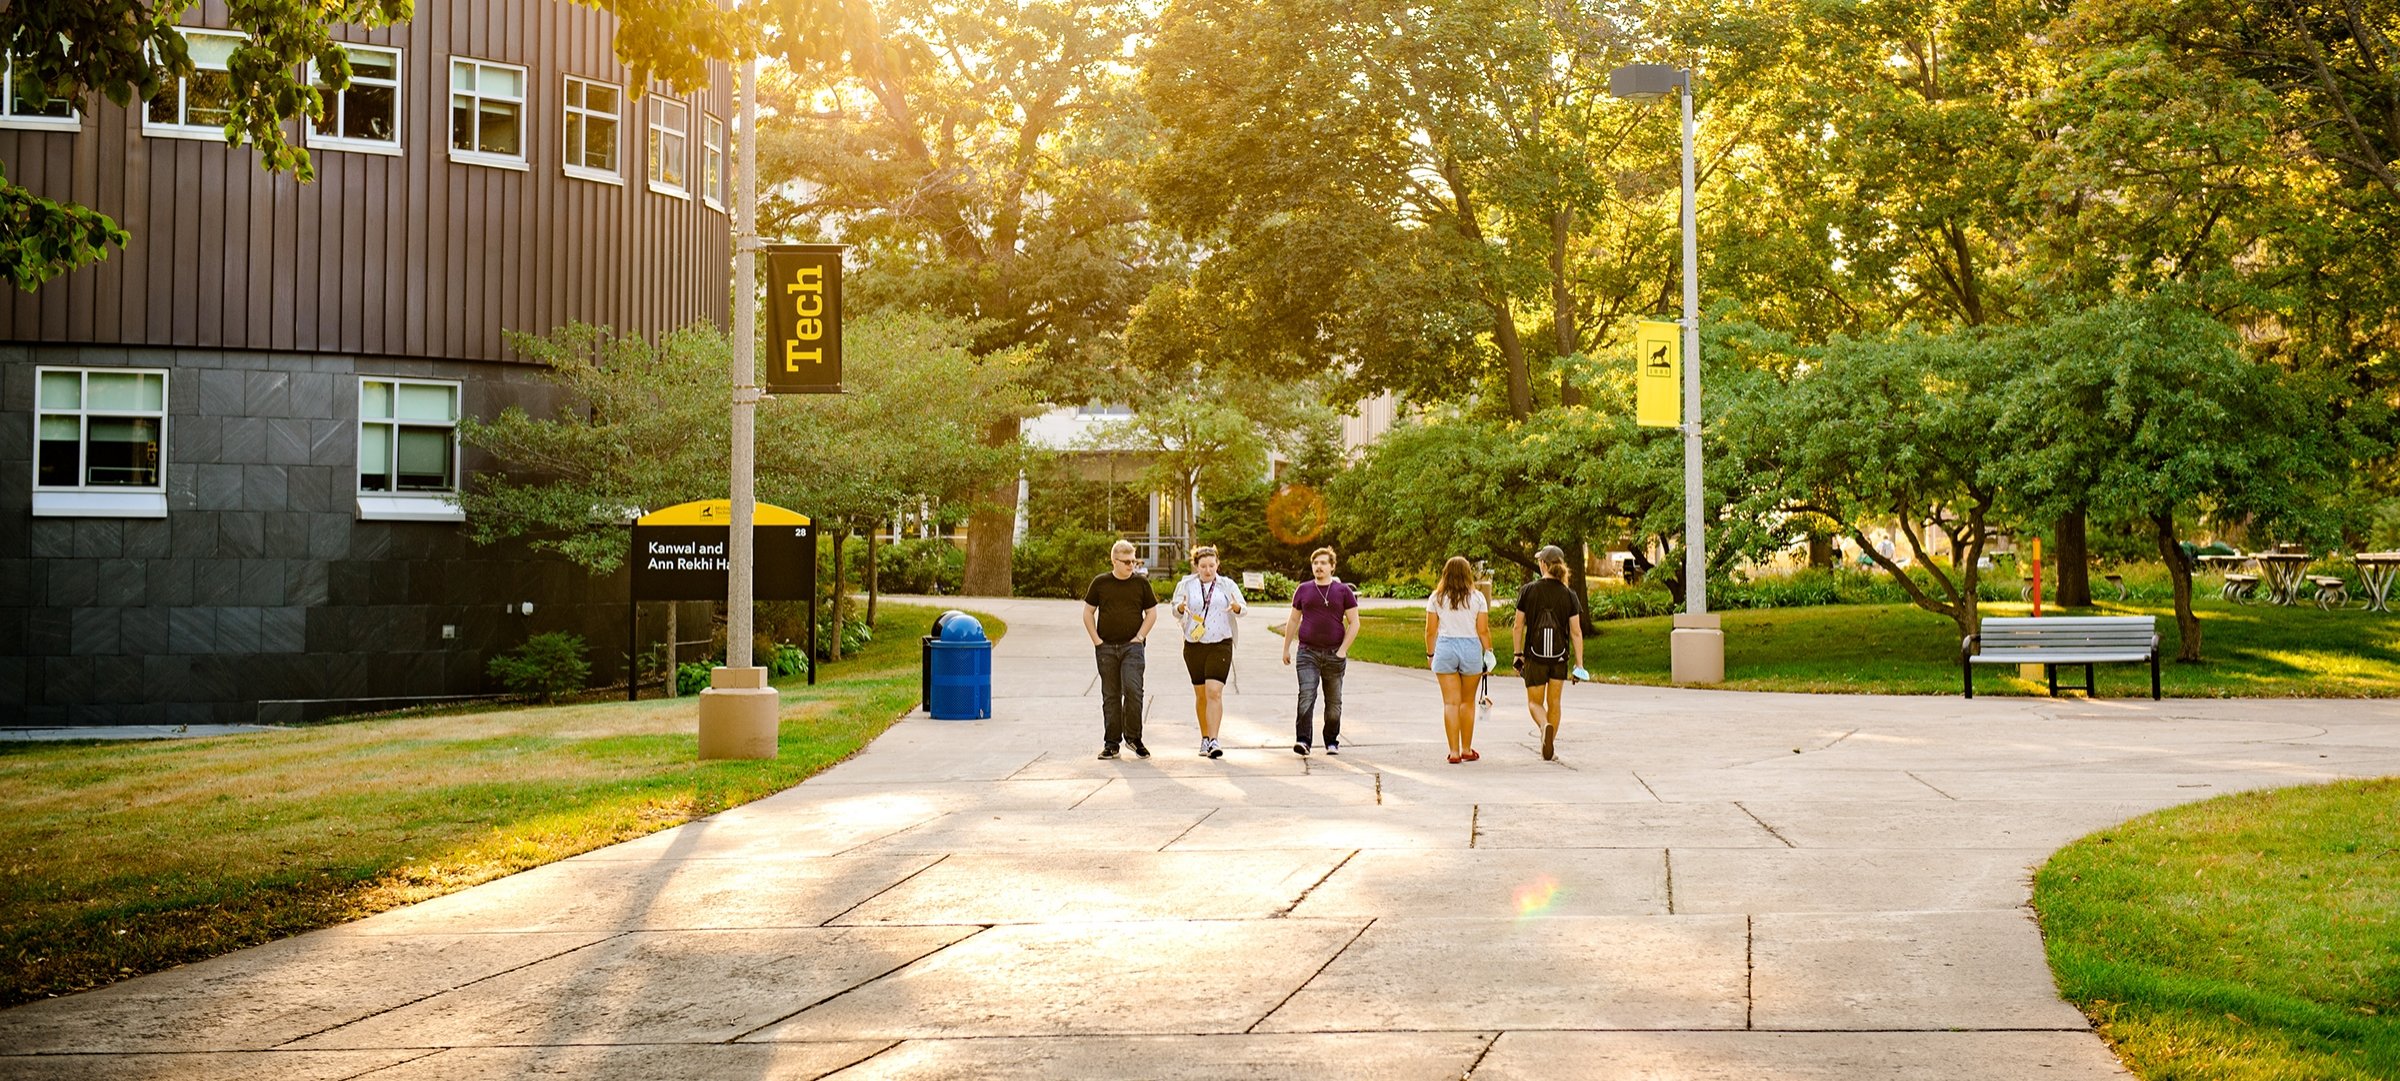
[{"xmin": 925, "ymin": 612, "xmax": 992, "ymax": 719}]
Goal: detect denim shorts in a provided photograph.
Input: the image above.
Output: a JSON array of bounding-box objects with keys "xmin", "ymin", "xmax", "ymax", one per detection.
[{"xmin": 1430, "ymin": 637, "xmax": 1483, "ymax": 675}]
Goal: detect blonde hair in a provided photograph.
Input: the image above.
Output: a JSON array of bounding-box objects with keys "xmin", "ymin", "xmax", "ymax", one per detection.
[
  {"xmin": 1309, "ymin": 546, "xmax": 1337, "ymax": 566},
  {"xmin": 1191, "ymin": 545, "xmax": 1219, "ymax": 564},
  {"xmin": 1110, "ymin": 539, "xmax": 1137, "ymax": 558},
  {"xmin": 1436, "ymin": 556, "xmax": 1476, "ymax": 609}
]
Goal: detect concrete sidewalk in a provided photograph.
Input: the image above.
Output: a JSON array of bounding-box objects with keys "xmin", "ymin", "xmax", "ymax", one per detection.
[{"xmin": 5, "ymin": 596, "xmax": 2397, "ymax": 1080}]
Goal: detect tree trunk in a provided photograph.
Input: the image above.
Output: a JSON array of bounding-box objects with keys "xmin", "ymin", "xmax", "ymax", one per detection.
[
  {"xmin": 1551, "ymin": 206, "xmax": 1582, "ymax": 410},
  {"xmin": 830, "ymin": 528, "xmax": 849, "ymax": 662},
  {"xmin": 2153, "ymin": 511, "xmax": 2202, "ymax": 662},
  {"xmin": 1489, "ymin": 299, "xmax": 1533, "ymax": 420},
  {"xmin": 866, "ymin": 525, "xmax": 880, "ymax": 625},
  {"xmin": 1565, "ymin": 536, "xmax": 1594, "ymax": 631},
  {"xmin": 665, "ymin": 604, "xmax": 677, "ymax": 697},
  {"xmin": 963, "ymin": 415, "xmax": 1024, "ymax": 595},
  {"xmin": 2055, "ymin": 509, "xmax": 2091, "ymax": 607},
  {"xmin": 1807, "ymin": 530, "xmax": 1833, "ymax": 570}
]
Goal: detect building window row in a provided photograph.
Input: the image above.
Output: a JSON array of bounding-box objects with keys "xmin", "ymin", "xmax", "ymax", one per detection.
[
  {"xmin": 1, "ymin": 34, "xmax": 726, "ymax": 208},
  {"xmin": 31, "ymin": 368, "xmax": 464, "ymax": 522}
]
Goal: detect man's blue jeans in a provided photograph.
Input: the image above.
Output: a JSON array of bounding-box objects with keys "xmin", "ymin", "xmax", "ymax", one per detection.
[
  {"xmin": 1295, "ymin": 646, "xmax": 1345, "ymax": 747},
  {"xmin": 1095, "ymin": 642, "xmax": 1146, "ymax": 749}
]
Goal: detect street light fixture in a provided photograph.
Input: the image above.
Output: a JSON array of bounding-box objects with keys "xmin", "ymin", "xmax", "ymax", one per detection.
[{"xmin": 1610, "ymin": 61, "xmax": 1723, "ymax": 684}]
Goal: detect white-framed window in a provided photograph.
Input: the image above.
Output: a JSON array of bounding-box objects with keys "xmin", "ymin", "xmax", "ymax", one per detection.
[
  {"xmin": 32, "ymin": 367, "xmax": 168, "ymax": 518},
  {"xmin": 647, "ymin": 93, "xmax": 688, "ymax": 197},
  {"xmin": 144, "ymin": 28, "xmax": 242, "ymax": 140},
  {"xmin": 358, "ymin": 377, "xmax": 464, "ymax": 521},
  {"xmin": 701, "ymin": 113, "xmax": 725, "ymax": 210},
  {"xmin": 561, "ymin": 75, "xmax": 622, "ymax": 183},
  {"xmin": 1, "ymin": 49, "xmax": 79, "ymax": 130},
  {"xmin": 448, "ymin": 57, "xmax": 527, "ymax": 170},
  {"xmin": 307, "ymin": 43, "xmax": 401, "ymax": 154}
]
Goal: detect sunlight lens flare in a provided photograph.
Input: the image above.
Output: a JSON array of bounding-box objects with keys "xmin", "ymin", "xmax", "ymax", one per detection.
[{"xmin": 1513, "ymin": 875, "xmax": 1561, "ymax": 919}]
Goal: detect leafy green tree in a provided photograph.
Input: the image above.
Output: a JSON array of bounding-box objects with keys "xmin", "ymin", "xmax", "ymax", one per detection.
[
  {"xmin": 754, "ymin": 0, "xmax": 1169, "ymax": 596},
  {"xmin": 1992, "ymin": 294, "xmax": 2346, "ymax": 661},
  {"xmin": 1139, "ymin": 0, "xmax": 1678, "ymax": 418},
  {"xmin": 460, "ymin": 311, "xmax": 1034, "ymax": 586},
  {"xmin": 0, "ymin": 0, "xmax": 744, "ymax": 291},
  {"xmin": 1741, "ymin": 324, "xmax": 2014, "ymax": 642}
]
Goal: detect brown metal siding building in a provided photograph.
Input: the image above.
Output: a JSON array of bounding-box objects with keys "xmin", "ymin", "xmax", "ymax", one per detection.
[{"xmin": 1, "ymin": 1, "xmax": 733, "ymax": 723}]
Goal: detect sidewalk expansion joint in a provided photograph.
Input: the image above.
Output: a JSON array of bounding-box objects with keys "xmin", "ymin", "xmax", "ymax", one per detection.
[
  {"xmin": 333, "ymin": 1047, "xmax": 447, "ymax": 1079},
  {"xmin": 1663, "ymin": 849, "xmax": 1676, "ymax": 915},
  {"xmin": 1066, "ymin": 778, "xmax": 1113, "ymax": 810},
  {"xmin": 1001, "ymin": 751, "xmax": 1047, "ymax": 781},
  {"xmin": 1245, "ymin": 917, "xmax": 1374, "ymax": 1033},
  {"xmin": 1157, "ymin": 807, "xmax": 1217, "ymax": 851},
  {"xmin": 1632, "ymin": 771, "xmax": 1663, "ymax": 802},
  {"xmin": 1374, "ymin": 772, "xmax": 1383, "ymax": 805},
  {"xmin": 270, "ymin": 931, "xmax": 631, "ymax": 1050},
  {"xmin": 1469, "ymin": 804, "xmax": 1481, "ymax": 849},
  {"xmin": 1734, "ymin": 802, "xmax": 1796, "ymax": 848},
  {"xmin": 828, "ymin": 812, "xmax": 947, "ymax": 857},
  {"xmin": 732, "ymin": 924, "xmax": 995, "ymax": 1042},
  {"xmin": 1461, "ymin": 1030, "xmax": 1503, "ymax": 1076},
  {"xmin": 1744, "ymin": 914, "xmax": 1755, "ymax": 1030},
  {"xmin": 1275, "ymin": 849, "xmax": 1360, "ymax": 917},
  {"xmin": 802, "ymin": 1039, "xmax": 903, "ymax": 1078},
  {"xmin": 819, "ymin": 853, "xmax": 951, "ymax": 927},
  {"xmin": 1906, "ymin": 771, "xmax": 1958, "ymax": 800}
]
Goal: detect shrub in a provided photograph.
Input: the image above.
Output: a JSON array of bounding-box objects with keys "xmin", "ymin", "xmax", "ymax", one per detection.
[
  {"xmin": 1012, "ymin": 526, "xmax": 1120, "ymax": 598},
  {"xmin": 813, "ymin": 613, "xmax": 872, "ymax": 660},
  {"xmin": 1256, "ymin": 571, "xmax": 1298, "ymax": 603},
  {"xmin": 675, "ymin": 660, "xmax": 714, "ymax": 696},
  {"xmin": 769, "ymin": 642, "xmax": 810, "ymax": 680},
  {"xmin": 1358, "ymin": 580, "xmax": 1432, "ymax": 599},
  {"xmin": 877, "ymin": 537, "xmax": 964, "ymax": 595},
  {"xmin": 486, "ymin": 631, "xmax": 591, "ymax": 703}
]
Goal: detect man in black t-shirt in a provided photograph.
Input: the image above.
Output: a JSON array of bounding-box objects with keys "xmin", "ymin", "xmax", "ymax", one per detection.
[
  {"xmin": 1082, "ymin": 539, "xmax": 1159, "ymax": 760},
  {"xmin": 1512, "ymin": 545, "xmax": 1587, "ymax": 761}
]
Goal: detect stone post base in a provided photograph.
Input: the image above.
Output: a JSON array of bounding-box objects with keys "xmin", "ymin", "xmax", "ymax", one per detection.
[
  {"xmin": 1671, "ymin": 613, "xmax": 1725, "ymax": 685},
  {"xmin": 696, "ymin": 666, "xmax": 779, "ymax": 760}
]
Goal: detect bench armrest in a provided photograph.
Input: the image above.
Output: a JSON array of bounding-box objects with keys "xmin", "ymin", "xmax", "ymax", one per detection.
[
  {"xmin": 2150, "ymin": 633, "xmax": 2161, "ymax": 654},
  {"xmin": 1960, "ymin": 633, "xmax": 1980, "ymax": 662}
]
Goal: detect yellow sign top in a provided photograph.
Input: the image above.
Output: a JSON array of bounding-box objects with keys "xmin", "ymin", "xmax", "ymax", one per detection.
[{"xmin": 636, "ymin": 500, "xmax": 810, "ymax": 527}]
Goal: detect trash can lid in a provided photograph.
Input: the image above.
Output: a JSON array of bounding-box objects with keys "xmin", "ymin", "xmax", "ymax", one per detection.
[{"xmin": 938, "ymin": 614, "xmax": 988, "ymax": 642}]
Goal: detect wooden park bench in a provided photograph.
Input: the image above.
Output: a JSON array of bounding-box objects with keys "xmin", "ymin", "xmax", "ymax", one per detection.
[{"xmin": 1962, "ymin": 616, "xmax": 2161, "ymax": 700}]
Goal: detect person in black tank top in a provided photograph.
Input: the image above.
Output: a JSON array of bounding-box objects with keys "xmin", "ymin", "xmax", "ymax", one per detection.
[{"xmin": 1511, "ymin": 545, "xmax": 1587, "ymax": 761}]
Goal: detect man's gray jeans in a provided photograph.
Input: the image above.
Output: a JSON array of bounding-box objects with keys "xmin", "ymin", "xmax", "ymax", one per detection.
[{"xmin": 1095, "ymin": 641, "xmax": 1146, "ymax": 749}]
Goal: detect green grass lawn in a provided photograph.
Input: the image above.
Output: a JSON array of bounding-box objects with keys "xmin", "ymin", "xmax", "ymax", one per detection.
[
  {"xmin": 1338, "ymin": 597, "xmax": 2400, "ymax": 697},
  {"xmin": 2033, "ymin": 779, "xmax": 2400, "ymax": 1079},
  {"xmin": 0, "ymin": 601, "xmax": 998, "ymax": 1006}
]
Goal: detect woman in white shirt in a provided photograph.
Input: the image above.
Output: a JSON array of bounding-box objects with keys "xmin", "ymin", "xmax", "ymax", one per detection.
[
  {"xmin": 1422, "ymin": 555, "xmax": 1491, "ymax": 764},
  {"xmin": 1173, "ymin": 546, "xmax": 1246, "ymax": 758}
]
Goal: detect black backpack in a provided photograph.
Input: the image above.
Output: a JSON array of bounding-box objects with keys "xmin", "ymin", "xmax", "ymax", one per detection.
[{"xmin": 1527, "ymin": 582, "xmax": 1570, "ymax": 662}]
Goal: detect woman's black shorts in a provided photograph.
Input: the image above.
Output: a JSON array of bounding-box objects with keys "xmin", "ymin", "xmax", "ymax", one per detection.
[{"xmin": 1184, "ymin": 639, "xmax": 1233, "ymax": 685}]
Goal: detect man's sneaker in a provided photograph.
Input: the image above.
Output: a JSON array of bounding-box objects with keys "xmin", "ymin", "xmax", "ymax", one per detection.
[
  {"xmin": 1129, "ymin": 740, "xmax": 1151, "ymax": 759},
  {"xmin": 1199, "ymin": 740, "xmax": 1212, "ymax": 757},
  {"xmin": 1098, "ymin": 746, "xmax": 1121, "ymax": 760},
  {"xmin": 1541, "ymin": 722, "xmax": 1557, "ymax": 762},
  {"xmin": 1207, "ymin": 738, "xmax": 1225, "ymax": 759},
  {"xmin": 1293, "ymin": 742, "xmax": 1309, "ymax": 756},
  {"xmin": 1326, "ymin": 740, "xmax": 1340, "ymax": 756}
]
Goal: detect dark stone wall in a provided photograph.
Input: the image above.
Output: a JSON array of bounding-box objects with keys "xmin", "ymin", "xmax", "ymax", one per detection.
[{"xmin": 2, "ymin": 344, "xmax": 662, "ymax": 725}]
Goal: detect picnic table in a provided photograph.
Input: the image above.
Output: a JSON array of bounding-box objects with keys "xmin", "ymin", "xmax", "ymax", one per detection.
[
  {"xmin": 2252, "ymin": 552, "xmax": 2315, "ymax": 606},
  {"xmin": 2194, "ymin": 553, "xmax": 2256, "ymax": 602},
  {"xmin": 2356, "ymin": 552, "xmax": 2400, "ymax": 613}
]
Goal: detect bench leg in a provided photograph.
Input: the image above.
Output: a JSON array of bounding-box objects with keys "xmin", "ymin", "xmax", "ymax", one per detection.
[
  {"xmin": 2046, "ymin": 664, "xmax": 2058, "ymax": 698},
  {"xmin": 1964, "ymin": 662, "xmax": 1974, "ymax": 699},
  {"xmin": 2084, "ymin": 663, "xmax": 2096, "ymax": 697},
  {"xmin": 2151, "ymin": 654, "xmax": 2161, "ymax": 700}
]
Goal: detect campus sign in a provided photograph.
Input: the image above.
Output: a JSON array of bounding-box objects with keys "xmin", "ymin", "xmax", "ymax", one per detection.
[
  {"xmin": 630, "ymin": 499, "xmax": 816, "ymax": 600},
  {"xmin": 1635, "ymin": 319, "xmax": 1681, "ymax": 428},
  {"xmin": 764, "ymin": 244, "xmax": 845, "ymax": 395}
]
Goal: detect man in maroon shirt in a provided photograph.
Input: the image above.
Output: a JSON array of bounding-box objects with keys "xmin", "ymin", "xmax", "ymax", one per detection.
[{"xmin": 1281, "ymin": 547, "xmax": 1359, "ymax": 755}]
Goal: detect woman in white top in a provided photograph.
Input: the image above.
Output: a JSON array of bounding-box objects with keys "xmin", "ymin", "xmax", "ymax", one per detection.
[
  {"xmin": 1173, "ymin": 546, "xmax": 1246, "ymax": 758},
  {"xmin": 1422, "ymin": 555, "xmax": 1491, "ymax": 764}
]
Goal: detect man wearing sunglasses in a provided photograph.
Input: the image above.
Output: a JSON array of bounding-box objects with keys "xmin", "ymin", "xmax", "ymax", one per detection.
[{"xmin": 1083, "ymin": 539, "xmax": 1158, "ymax": 759}]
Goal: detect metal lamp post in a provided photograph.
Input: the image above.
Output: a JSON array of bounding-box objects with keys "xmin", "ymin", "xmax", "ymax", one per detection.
[
  {"xmin": 1609, "ymin": 62, "xmax": 1723, "ymax": 683},
  {"xmin": 696, "ymin": 48, "xmax": 780, "ymax": 759}
]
